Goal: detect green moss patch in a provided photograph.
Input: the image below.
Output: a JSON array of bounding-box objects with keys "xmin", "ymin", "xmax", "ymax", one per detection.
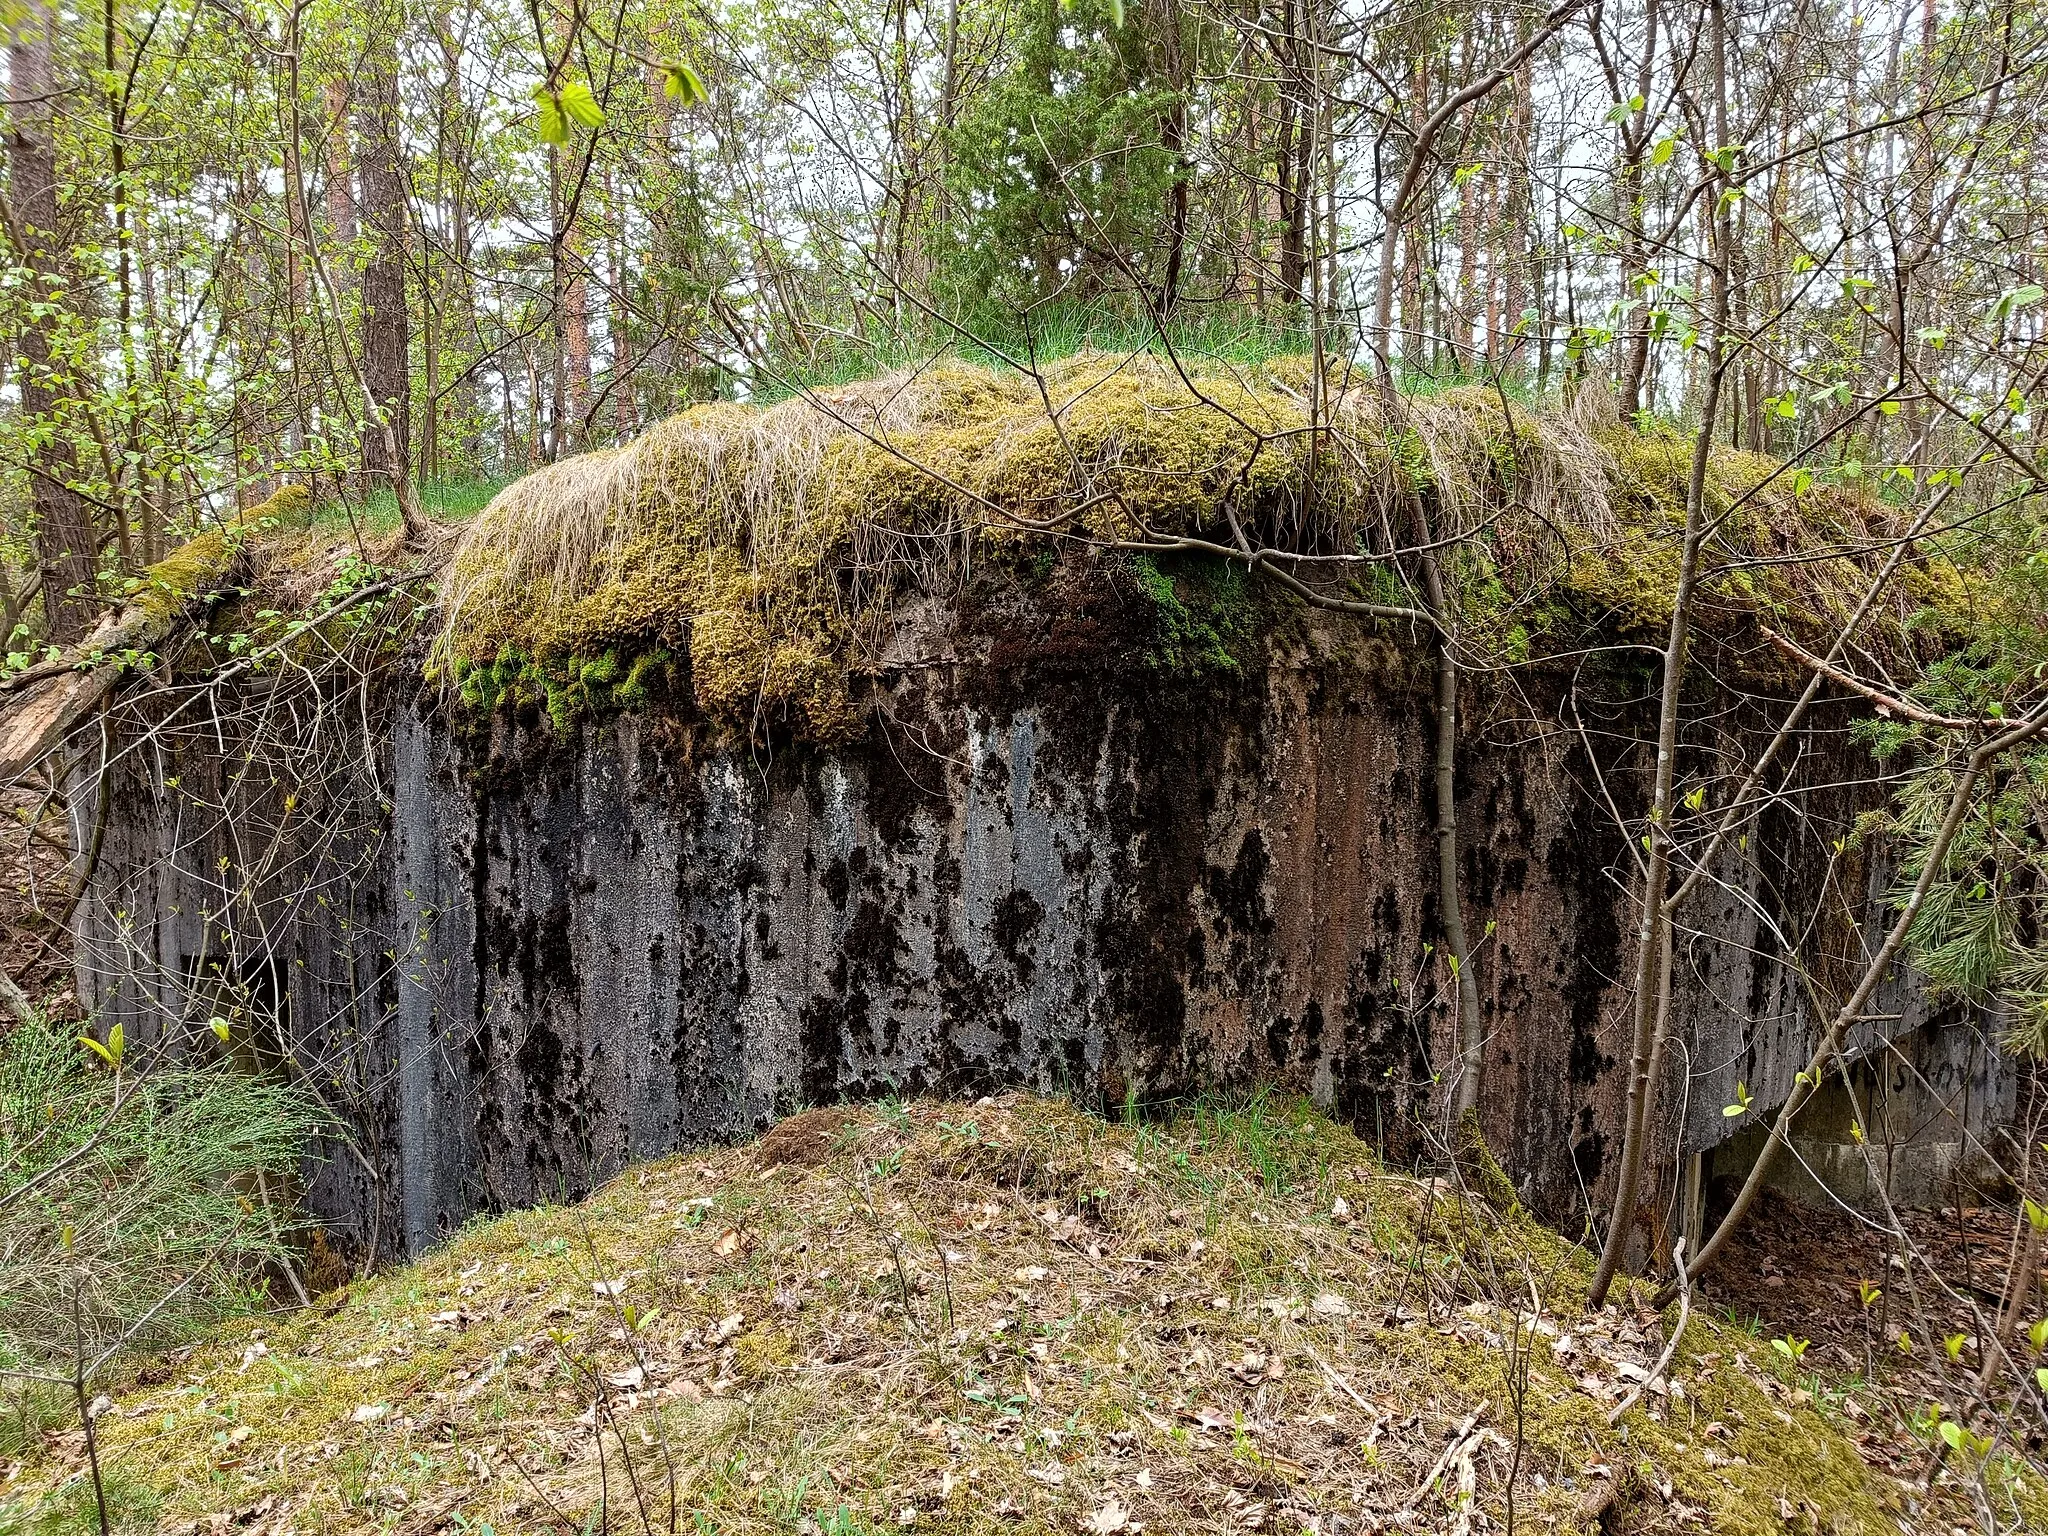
[
  {"xmin": 121, "ymin": 486, "xmax": 311, "ymax": 623},
  {"xmin": 1, "ymin": 1095, "xmax": 2013, "ymax": 1534},
  {"xmin": 431, "ymin": 356, "xmax": 1951, "ymax": 741}
]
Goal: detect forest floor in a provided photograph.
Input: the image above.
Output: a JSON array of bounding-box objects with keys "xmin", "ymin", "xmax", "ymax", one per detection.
[
  {"xmin": 1702, "ymin": 1191, "xmax": 2040, "ymax": 1425},
  {"xmin": 2, "ymin": 1094, "xmax": 2036, "ymax": 1536},
  {"xmin": 0, "ymin": 784, "xmax": 76, "ymax": 1016}
]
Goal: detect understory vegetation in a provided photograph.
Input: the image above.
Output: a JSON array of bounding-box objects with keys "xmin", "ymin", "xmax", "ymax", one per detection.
[
  {"xmin": 0, "ymin": 1006, "xmax": 325, "ymax": 1475},
  {"xmin": 4, "ymin": 1094, "xmax": 2028, "ymax": 1535}
]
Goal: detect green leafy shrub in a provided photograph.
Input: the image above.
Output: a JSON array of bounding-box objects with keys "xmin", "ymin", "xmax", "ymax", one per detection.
[{"xmin": 0, "ymin": 1007, "xmax": 326, "ymax": 1400}]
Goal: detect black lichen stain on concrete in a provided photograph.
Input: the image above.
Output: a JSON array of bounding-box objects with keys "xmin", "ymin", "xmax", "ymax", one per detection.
[
  {"xmin": 1265, "ymin": 997, "xmax": 1326, "ymax": 1070},
  {"xmin": 1550, "ymin": 802, "xmax": 1621, "ymax": 1090},
  {"xmin": 259, "ymin": 551, "xmax": 1931, "ymax": 1253},
  {"xmin": 991, "ymin": 888, "xmax": 1045, "ymax": 982},
  {"xmin": 1085, "ymin": 664, "xmax": 1254, "ymax": 1097},
  {"xmin": 1205, "ymin": 830, "xmax": 1273, "ymax": 939},
  {"xmin": 1572, "ymin": 1104, "xmax": 1608, "ymax": 1189},
  {"xmin": 1332, "ymin": 968, "xmax": 1430, "ymax": 1167},
  {"xmin": 971, "ymin": 549, "xmax": 1155, "ymax": 697},
  {"xmin": 864, "ymin": 699, "xmax": 956, "ymax": 849}
]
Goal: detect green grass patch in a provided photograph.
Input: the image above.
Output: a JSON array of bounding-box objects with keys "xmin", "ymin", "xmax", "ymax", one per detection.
[{"xmin": 312, "ymin": 477, "xmax": 511, "ymax": 538}]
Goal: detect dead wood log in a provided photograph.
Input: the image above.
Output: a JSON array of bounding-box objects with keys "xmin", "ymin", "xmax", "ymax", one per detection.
[{"xmin": 0, "ymin": 487, "xmax": 308, "ymax": 782}]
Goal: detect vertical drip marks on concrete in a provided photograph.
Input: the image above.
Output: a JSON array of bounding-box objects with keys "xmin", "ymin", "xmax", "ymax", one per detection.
[
  {"xmin": 954, "ymin": 708, "xmax": 1105, "ymax": 1094},
  {"xmin": 392, "ymin": 705, "xmax": 478, "ymax": 1253},
  {"xmin": 701, "ymin": 754, "xmax": 782, "ymax": 1127},
  {"xmin": 572, "ymin": 718, "xmax": 681, "ymax": 1172}
]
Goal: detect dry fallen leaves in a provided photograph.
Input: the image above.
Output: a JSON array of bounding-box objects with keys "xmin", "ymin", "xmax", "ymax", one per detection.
[{"xmin": 1085, "ymin": 1498, "xmax": 1133, "ymax": 1533}]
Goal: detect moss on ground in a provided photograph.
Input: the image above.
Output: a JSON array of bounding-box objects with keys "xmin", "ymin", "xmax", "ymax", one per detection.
[{"xmin": 1, "ymin": 1095, "xmax": 2020, "ymax": 1534}]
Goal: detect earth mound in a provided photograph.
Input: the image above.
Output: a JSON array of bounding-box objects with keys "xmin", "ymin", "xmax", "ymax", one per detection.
[{"xmin": 3, "ymin": 1096, "xmax": 2021, "ymax": 1534}]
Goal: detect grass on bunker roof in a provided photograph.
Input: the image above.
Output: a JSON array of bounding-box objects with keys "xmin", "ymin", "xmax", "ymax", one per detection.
[{"xmin": 4, "ymin": 1093, "xmax": 2027, "ymax": 1536}]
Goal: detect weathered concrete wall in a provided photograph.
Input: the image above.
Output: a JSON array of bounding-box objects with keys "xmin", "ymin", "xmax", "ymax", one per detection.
[{"xmin": 75, "ymin": 568, "xmax": 2014, "ymax": 1259}]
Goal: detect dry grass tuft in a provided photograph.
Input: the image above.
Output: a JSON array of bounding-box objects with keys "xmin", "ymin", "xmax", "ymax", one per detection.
[
  {"xmin": 429, "ymin": 353, "xmax": 1941, "ymax": 739},
  {"xmin": 3, "ymin": 1094, "xmax": 2021, "ymax": 1535}
]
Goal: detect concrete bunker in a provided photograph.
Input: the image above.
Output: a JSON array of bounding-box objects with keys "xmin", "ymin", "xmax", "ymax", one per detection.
[{"xmin": 8, "ymin": 356, "xmax": 2020, "ymax": 1264}]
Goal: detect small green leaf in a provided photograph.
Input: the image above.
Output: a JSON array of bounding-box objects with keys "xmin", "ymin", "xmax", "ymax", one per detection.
[
  {"xmin": 1991, "ymin": 283, "xmax": 2046, "ymax": 323},
  {"xmin": 663, "ymin": 63, "xmax": 708, "ymax": 105},
  {"xmin": 559, "ymin": 80, "xmax": 604, "ymax": 129},
  {"xmin": 531, "ymin": 84, "xmax": 567, "ymax": 145},
  {"xmin": 209, "ymin": 1015, "xmax": 232, "ymax": 1043}
]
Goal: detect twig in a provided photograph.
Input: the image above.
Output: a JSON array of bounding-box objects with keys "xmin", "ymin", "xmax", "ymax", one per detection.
[
  {"xmin": 1758, "ymin": 626, "xmax": 1975, "ymax": 729},
  {"xmin": 1608, "ymin": 1239, "xmax": 1691, "ymax": 1425},
  {"xmin": 71, "ymin": 1282, "xmax": 110, "ymax": 1536},
  {"xmin": 1410, "ymin": 1402, "xmax": 1487, "ymax": 1504},
  {"xmin": 1300, "ymin": 1340, "xmax": 1376, "ymax": 1412}
]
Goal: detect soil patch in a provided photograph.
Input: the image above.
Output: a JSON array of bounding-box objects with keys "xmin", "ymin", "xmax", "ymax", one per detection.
[{"xmin": 754, "ymin": 1104, "xmax": 856, "ymax": 1168}]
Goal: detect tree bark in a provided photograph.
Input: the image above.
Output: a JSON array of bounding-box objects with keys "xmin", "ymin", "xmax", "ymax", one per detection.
[
  {"xmin": 10, "ymin": 0, "xmax": 97, "ymax": 643},
  {"xmin": 563, "ymin": 225, "xmax": 593, "ymax": 449},
  {"xmin": 325, "ymin": 77, "xmax": 358, "ymax": 249},
  {"xmin": 358, "ymin": 16, "xmax": 412, "ymax": 498}
]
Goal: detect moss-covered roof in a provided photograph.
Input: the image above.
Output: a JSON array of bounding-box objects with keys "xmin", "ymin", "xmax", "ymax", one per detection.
[
  {"xmin": 2, "ymin": 1095, "xmax": 2011, "ymax": 1533},
  {"xmin": 421, "ymin": 355, "xmax": 1959, "ymax": 738},
  {"xmin": 89, "ymin": 361, "xmax": 1952, "ymax": 741}
]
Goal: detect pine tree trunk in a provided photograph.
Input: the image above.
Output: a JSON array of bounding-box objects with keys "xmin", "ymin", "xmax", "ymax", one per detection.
[
  {"xmin": 358, "ymin": 21, "xmax": 410, "ymax": 490},
  {"xmin": 10, "ymin": 0, "xmax": 97, "ymax": 642},
  {"xmin": 564, "ymin": 226, "xmax": 593, "ymax": 450},
  {"xmin": 325, "ymin": 77, "xmax": 358, "ymax": 249}
]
